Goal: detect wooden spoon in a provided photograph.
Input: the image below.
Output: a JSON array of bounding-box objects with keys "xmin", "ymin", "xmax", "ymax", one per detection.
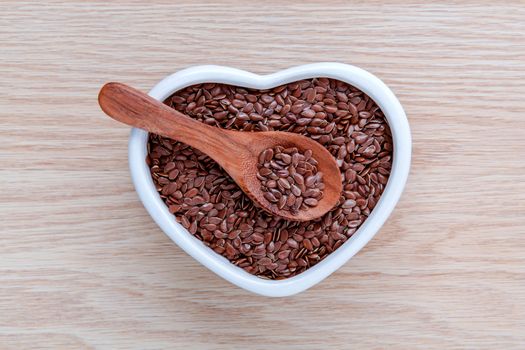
[{"xmin": 98, "ymin": 82, "xmax": 342, "ymax": 221}]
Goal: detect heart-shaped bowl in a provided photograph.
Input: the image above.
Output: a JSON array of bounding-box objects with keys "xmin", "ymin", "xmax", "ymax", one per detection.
[{"xmin": 128, "ymin": 63, "xmax": 411, "ymax": 297}]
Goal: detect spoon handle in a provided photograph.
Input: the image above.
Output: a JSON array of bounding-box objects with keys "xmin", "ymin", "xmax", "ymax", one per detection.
[{"xmin": 98, "ymin": 82, "xmax": 241, "ymax": 156}]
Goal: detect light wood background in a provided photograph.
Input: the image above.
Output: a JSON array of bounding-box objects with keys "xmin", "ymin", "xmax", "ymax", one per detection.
[{"xmin": 1, "ymin": 1, "xmax": 524, "ymax": 349}]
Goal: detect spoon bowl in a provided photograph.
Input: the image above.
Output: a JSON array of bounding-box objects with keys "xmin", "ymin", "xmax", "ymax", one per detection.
[
  {"xmin": 98, "ymin": 82, "xmax": 342, "ymax": 221},
  {"xmin": 218, "ymin": 129, "xmax": 342, "ymax": 221}
]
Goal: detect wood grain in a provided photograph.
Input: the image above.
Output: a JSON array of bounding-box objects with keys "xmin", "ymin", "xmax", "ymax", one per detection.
[{"xmin": 1, "ymin": 1, "xmax": 524, "ymax": 349}]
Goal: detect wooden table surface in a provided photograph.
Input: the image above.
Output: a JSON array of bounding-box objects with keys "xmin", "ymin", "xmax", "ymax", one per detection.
[{"xmin": 2, "ymin": 1, "xmax": 524, "ymax": 349}]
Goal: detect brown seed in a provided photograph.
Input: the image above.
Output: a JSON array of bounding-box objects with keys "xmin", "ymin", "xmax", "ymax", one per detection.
[
  {"xmin": 261, "ymin": 94, "xmax": 274, "ymax": 104},
  {"xmin": 276, "ymin": 169, "xmax": 289, "ymax": 178},
  {"xmin": 342, "ymin": 199, "xmax": 356, "ymax": 208},
  {"xmin": 278, "ymin": 195, "xmax": 287, "ymax": 209},
  {"xmin": 168, "ymin": 204, "xmax": 181, "ymax": 213},
  {"xmin": 264, "ymin": 192, "xmax": 278, "ymax": 203},
  {"xmin": 301, "ymin": 109, "xmax": 315, "ymax": 118},
  {"xmin": 162, "ymin": 182, "xmax": 178, "ymax": 195},
  {"xmin": 297, "ymin": 118, "xmax": 311, "ymax": 126},
  {"xmin": 259, "ymin": 167, "xmax": 272, "ymax": 176},
  {"xmin": 266, "ymin": 180, "xmax": 277, "ymax": 188},
  {"xmin": 304, "ymin": 198, "xmax": 318, "ymax": 206},
  {"xmin": 336, "ymin": 91, "xmax": 348, "ymax": 102},
  {"xmin": 164, "ymin": 162, "xmax": 176, "ymax": 173},
  {"xmin": 305, "ymin": 175, "xmax": 317, "ymax": 187},
  {"xmin": 168, "ymin": 169, "xmax": 180, "ymax": 180},
  {"xmin": 186, "ymin": 188, "xmax": 199, "ymax": 197},
  {"xmin": 287, "ymin": 238, "xmax": 299, "ymax": 249},
  {"xmin": 280, "ymin": 154, "xmax": 292, "ymax": 164},
  {"xmin": 305, "ymin": 88, "xmax": 316, "ymax": 103},
  {"xmin": 292, "ymin": 173, "xmax": 304, "ymax": 185},
  {"xmin": 290, "ymin": 184, "xmax": 302, "ymax": 197},
  {"xmin": 277, "ymin": 178, "xmax": 291, "ymax": 190},
  {"xmin": 277, "ymin": 250, "xmax": 290, "ymax": 260},
  {"xmin": 304, "ymin": 188, "xmax": 321, "ymax": 198},
  {"xmin": 286, "ymin": 194, "xmax": 296, "ymax": 206},
  {"xmin": 325, "ymin": 105, "xmax": 337, "ymax": 113},
  {"xmin": 303, "ymin": 238, "xmax": 313, "ymax": 251}
]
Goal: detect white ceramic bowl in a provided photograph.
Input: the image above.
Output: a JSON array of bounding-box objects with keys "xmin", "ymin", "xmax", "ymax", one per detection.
[{"xmin": 129, "ymin": 63, "xmax": 411, "ymax": 297}]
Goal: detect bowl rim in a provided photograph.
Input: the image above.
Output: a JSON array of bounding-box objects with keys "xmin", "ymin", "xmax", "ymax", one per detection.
[{"xmin": 128, "ymin": 62, "xmax": 411, "ymax": 297}]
